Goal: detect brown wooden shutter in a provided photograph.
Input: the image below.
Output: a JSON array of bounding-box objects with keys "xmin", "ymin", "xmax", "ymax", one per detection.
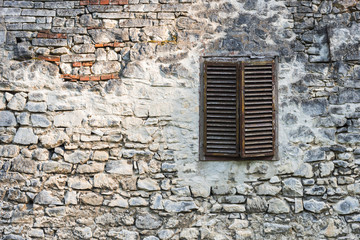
[
  {"xmin": 204, "ymin": 62, "xmax": 240, "ymax": 157},
  {"xmin": 240, "ymin": 61, "xmax": 275, "ymax": 158}
]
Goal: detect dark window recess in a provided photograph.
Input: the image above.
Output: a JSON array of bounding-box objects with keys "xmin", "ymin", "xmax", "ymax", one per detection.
[{"xmin": 202, "ymin": 60, "xmax": 276, "ymax": 161}]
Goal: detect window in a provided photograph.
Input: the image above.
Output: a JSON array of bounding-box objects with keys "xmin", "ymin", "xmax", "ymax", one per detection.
[{"xmin": 200, "ymin": 58, "xmax": 277, "ymax": 161}]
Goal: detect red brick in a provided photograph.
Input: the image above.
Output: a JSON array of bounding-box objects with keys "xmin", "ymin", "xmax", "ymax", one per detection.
[
  {"xmin": 37, "ymin": 33, "xmax": 48, "ymax": 38},
  {"xmin": 104, "ymin": 43, "xmax": 114, "ymax": 47},
  {"xmin": 80, "ymin": 76, "xmax": 90, "ymax": 81},
  {"xmin": 111, "ymin": 74, "xmax": 120, "ymax": 79},
  {"xmin": 89, "ymin": 0, "xmax": 100, "ymax": 4},
  {"xmin": 89, "ymin": 76, "xmax": 101, "ymax": 81},
  {"xmin": 61, "ymin": 74, "xmax": 71, "ymax": 79},
  {"xmin": 55, "ymin": 34, "xmax": 67, "ymax": 39},
  {"xmin": 101, "ymin": 74, "xmax": 113, "ymax": 80},
  {"xmin": 95, "ymin": 44, "xmax": 104, "ymax": 48},
  {"xmin": 82, "ymin": 62, "xmax": 93, "ymax": 67},
  {"xmin": 80, "ymin": 0, "xmax": 89, "ymax": 5},
  {"xmin": 113, "ymin": 42, "xmax": 125, "ymax": 48},
  {"xmin": 72, "ymin": 62, "xmax": 82, "ymax": 67},
  {"xmin": 38, "ymin": 55, "xmax": 61, "ymax": 62},
  {"xmin": 100, "ymin": 0, "xmax": 110, "ymax": 4},
  {"xmin": 71, "ymin": 75, "xmax": 80, "ymax": 80},
  {"xmin": 110, "ymin": 0, "xmax": 128, "ymax": 4}
]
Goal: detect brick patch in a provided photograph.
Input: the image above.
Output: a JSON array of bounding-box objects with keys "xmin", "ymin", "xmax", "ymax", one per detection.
[
  {"xmin": 80, "ymin": 0, "xmax": 128, "ymax": 5},
  {"xmin": 72, "ymin": 62, "xmax": 94, "ymax": 67},
  {"xmin": 61, "ymin": 74, "xmax": 119, "ymax": 81},
  {"xmin": 37, "ymin": 30, "xmax": 67, "ymax": 39},
  {"xmin": 37, "ymin": 55, "xmax": 61, "ymax": 62},
  {"xmin": 95, "ymin": 42, "xmax": 125, "ymax": 48}
]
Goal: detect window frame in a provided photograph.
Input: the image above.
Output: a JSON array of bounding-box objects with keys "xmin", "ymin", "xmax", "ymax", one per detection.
[{"xmin": 199, "ymin": 56, "xmax": 279, "ymax": 161}]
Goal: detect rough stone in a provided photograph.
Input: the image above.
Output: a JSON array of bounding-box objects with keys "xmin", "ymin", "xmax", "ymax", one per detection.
[
  {"xmin": 294, "ymin": 163, "xmax": 314, "ymax": 178},
  {"xmin": 64, "ymin": 191, "xmax": 77, "ymax": 205},
  {"xmin": 31, "ymin": 114, "xmax": 51, "ymax": 128},
  {"xmin": 267, "ymin": 198, "xmax": 290, "ymax": 214},
  {"xmin": 138, "ymin": 178, "xmax": 160, "ymax": 191},
  {"xmin": 74, "ymin": 227, "xmax": 92, "ymax": 239},
  {"xmin": 0, "ymin": 145, "xmax": 20, "ymax": 157},
  {"xmin": 135, "ymin": 213, "xmax": 162, "ymax": 230},
  {"xmin": 64, "ymin": 151, "xmax": 90, "ymax": 164},
  {"xmin": 150, "ymin": 193, "xmax": 163, "ymax": 210},
  {"xmin": 68, "ymin": 176, "xmax": 92, "ymax": 190},
  {"xmin": 229, "ymin": 219, "xmax": 249, "ymax": 230},
  {"xmin": 7, "ymin": 93, "xmax": 26, "ymax": 111},
  {"xmin": 54, "ymin": 111, "xmax": 85, "ymax": 127},
  {"xmin": 0, "ymin": 111, "xmax": 17, "ymax": 127},
  {"xmin": 264, "ymin": 223, "xmax": 291, "ymax": 234},
  {"xmin": 92, "ymin": 151, "xmax": 109, "ymax": 161},
  {"xmin": 163, "ymin": 200, "xmax": 198, "ymax": 213},
  {"xmin": 256, "ymin": 183, "xmax": 281, "ymax": 196},
  {"xmin": 32, "ymin": 148, "xmax": 49, "ymax": 161},
  {"xmin": 304, "ymin": 199, "xmax": 327, "ymax": 213},
  {"xmin": 129, "ymin": 197, "xmax": 148, "ymax": 207},
  {"xmin": 107, "ymin": 194, "xmax": 128, "ymax": 208},
  {"xmin": 179, "ymin": 228, "xmax": 199, "ymax": 240},
  {"xmin": 105, "ymin": 160, "xmax": 133, "ymax": 175},
  {"xmin": 26, "ymin": 102, "xmax": 47, "ymax": 112},
  {"xmin": 34, "ymin": 190, "xmax": 62, "ymax": 205},
  {"xmin": 223, "ymin": 204, "xmax": 246, "ymax": 212},
  {"xmin": 39, "ymin": 130, "xmax": 69, "ymax": 148},
  {"xmin": 13, "ymin": 128, "xmax": 38, "ymax": 145},
  {"xmin": 28, "ymin": 229, "xmax": 44, "ymax": 238},
  {"xmin": 80, "ymin": 192, "xmax": 103, "ymax": 206},
  {"xmin": 77, "ymin": 162, "xmax": 105, "ymax": 174},
  {"xmin": 282, "ymin": 178, "xmax": 303, "ymax": 197},
  {"xmin": 246, "ymin": 197, "xmax": 267, "ymax": 213},
  {"xmin": 107, "ymin": 229, "xmax": 139, "ymax": 240},
  {"xmin": 17, "ymin": 112, "xmax": 30, "ymax": 126},
  {"xmin": 42, "ymin": 161, "xmax": 72, "ymax": 174},
  {"xmin": 11, "ymin": 156, "xmax": 36, "ymax": 174},
  {"xmin": 91, "ymin": 61, "xmax": 121, "ymax": 75},
  {"xmin": 190, "ymin": 183, "xmax": 211, "ymax": 197},
  {"xmin": 304, "ymin": 148, "xmax": 326, "ymax": 162},
  {"xmin": 7, "ymin": 188, "xmax": 28, "ymax": 203},
  {"xmin": 93, "ymin": 173, "xmax": 118, "ymax": 189},
  {"xmin": 334, "ymin": 197, "xmax": 359, "ymax": 215}
]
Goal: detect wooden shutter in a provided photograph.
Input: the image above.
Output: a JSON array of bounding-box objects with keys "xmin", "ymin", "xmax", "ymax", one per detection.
[
  {"xmin": 204, "ymin": 62, "xmax": 240, "ymax": 157},
  {"xmin": 240, "ymin": 61, "xmax": 276, "ymax": 158}
]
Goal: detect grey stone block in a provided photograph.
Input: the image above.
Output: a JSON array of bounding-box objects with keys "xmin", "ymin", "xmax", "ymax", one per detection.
[
  {"xmin": 0, "ymin": 8, "xmax": 21, "ymax": 16},
  {"xmin": 13, "ymin": 128, "xmax": 38, "ymax": 145},
  {"xmin": 5, "ymin": 16, "xmax": 36, "ymax": 23},
  {"xmin": 32, "ymin": 38, "xmax": 68, "ymax": 47},
  {"xmin": 60, "ymin": 54, "xmax": 96, "ymax": 63},
  {"xmin": 26, "ymin": 102, "xmax": 47, "ymax": 112},
  {"xmin": 56, "ymin": 9, "xmax": 84, "ymax": 17},
  {"xmin": 0, "ymin": 111, "xmax": 16, "ymax": 127},
  {"xmin": 31, "ymin": 114, "xmax": 51, "ymax": 128},
  {"xmin": 22, "ymin": 9, "xmax": 56, "ymax": 17},
  {"xmin": 4, "ymin": 1, "xmax": 34, "ymax": 8}
]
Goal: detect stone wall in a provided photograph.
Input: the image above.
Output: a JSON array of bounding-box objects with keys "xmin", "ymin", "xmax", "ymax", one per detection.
[{"xmin": 1, "ymin": 0, "xmax": 360, "ymax": 239}]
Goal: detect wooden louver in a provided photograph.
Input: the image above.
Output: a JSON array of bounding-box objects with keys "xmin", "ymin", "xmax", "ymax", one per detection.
[
  {"xmin": 203, "ymin": 60, "xmax": 276, "ymax": 160},
  {"xmin": 204, "ymin": 62, "xmax": 239, "ymax": 157},
  {"xmin": 241, "ymin": 61, "xmax": 275, "ymax": 158}
]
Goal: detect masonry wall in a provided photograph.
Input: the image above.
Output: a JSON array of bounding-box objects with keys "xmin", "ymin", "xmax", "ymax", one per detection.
[{"xmin": 1, "ymin": 0, "xmax": 360, "ymax": 239}]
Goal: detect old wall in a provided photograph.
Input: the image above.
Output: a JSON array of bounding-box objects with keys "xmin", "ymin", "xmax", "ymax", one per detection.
[{"xmin": 1, "ymin": 0, "xmax": 360, "ymax": 239}]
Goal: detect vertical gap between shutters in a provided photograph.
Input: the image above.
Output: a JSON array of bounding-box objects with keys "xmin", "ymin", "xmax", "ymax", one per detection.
[{"xmin": 240, "ymin": 62, "xmax": 245, "ymax": 158}]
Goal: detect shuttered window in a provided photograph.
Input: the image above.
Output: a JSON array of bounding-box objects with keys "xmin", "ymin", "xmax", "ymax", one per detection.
[{"xmin": 202, "ymin": 59, "xmax": 276, "ymax": 161}]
